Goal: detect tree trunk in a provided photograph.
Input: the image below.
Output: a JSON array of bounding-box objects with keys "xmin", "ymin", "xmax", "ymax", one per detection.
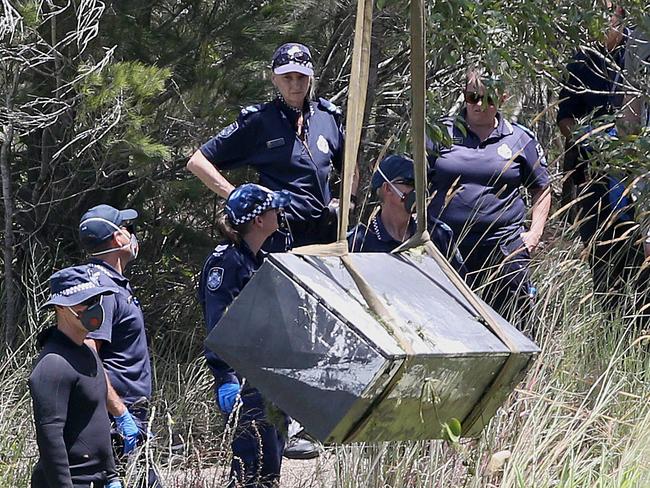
[{"xmin": 1, "ymin": 72, "xmax": 18, "ymax": 348}]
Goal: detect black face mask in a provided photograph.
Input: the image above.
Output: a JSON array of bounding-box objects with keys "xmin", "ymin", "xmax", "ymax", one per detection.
[
  {"xmin": 403, "ymin": 190, "xmax": 417, "ymax": 214},
  {"xmin": 69, "ymin": 297, "xmax": 104, "ymax": 332}
]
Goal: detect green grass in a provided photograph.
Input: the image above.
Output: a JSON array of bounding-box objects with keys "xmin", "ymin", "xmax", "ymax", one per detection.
[{"xmin": 1, "ymin": 232, "xmax": 649, "ymax": 487}]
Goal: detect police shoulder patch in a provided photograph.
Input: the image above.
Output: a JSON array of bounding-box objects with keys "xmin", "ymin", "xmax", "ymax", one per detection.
[
  {"xmin": 317, "ymin": 98, "xmax": 342, "ymax": 116},
  {"xmin": 207, "ymin": 267, "xmax": 225, "ymax": 291},
  {"xmin": 240, "ymin": 104, "xmax": 265, "ymax": 118},
  {"xmin": 217, "ymin": 121, "xmax": 239, "ymax": 139}
]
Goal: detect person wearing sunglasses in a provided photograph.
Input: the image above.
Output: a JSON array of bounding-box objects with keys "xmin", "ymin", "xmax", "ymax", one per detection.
[
  {"xmin": 427, "ymin": 68, "xmax": 551, "ymax": 326},
  {"xmin": 348, "ymin": 154, "xmax": 466, "ymax": 274},
  {"xmin": 187, "ymin": 42, "xmax": 359, "ymax": 252},
  {"xmin": 78, "ymin": 204, "xmax": 162, "ymax": 486},
  {"xmin": 198, "ymin": 183, "xmax": 294, "ymax": 487},
  {"xmin": 30, "ymin": 265, "xmax": 123, "ymax": 488}
]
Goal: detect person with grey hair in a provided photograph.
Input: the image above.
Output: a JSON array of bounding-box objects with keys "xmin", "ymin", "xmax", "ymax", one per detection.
[{"xmin": 187, "ymin": 42, "xmax": 359, "ymax": 253}]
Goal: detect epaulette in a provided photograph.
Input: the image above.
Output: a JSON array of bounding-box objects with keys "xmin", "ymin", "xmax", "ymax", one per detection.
[
  {"xmin": 240, "ymin": 103, "xmax": 266, "ymax": 118},
  {"xmin": 317, "ymin": 98, "xmax": 342, "ymax": 116},
  {"xmin": 212, "ymin": 243, "xmax": 230, "ymax": 256},
  {"xmin": 512, "ymin": 122, "xmax": 536, "ymax": 139}
]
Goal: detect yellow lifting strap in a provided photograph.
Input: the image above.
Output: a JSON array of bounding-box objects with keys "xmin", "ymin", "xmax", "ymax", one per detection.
[
  {"xmin": 291, "ymin": 0, "xmax": 522, "ymax": 434},
  {"xmin": 403, "ymin": 0, "xmax": 523, "ymax": 434}
]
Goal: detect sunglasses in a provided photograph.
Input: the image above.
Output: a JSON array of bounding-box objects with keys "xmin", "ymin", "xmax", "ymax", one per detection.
[
  {"xmin": 121, "ymin": 222, "xmax": 136, "ymax": 234},
  {"xmin": 273, "ymin": 51, "xmax": 313, "ymax": 68},
  {"xmin": 464, "ymin": 91, "xmax": 497, "ymax": 106},
  {"xmin": 392, "ymin": 179, "xmax": 415, "ymax": 187},
  {"xmin": 80, "ymin": 295, "xmax": 102, "ymax": 308}
]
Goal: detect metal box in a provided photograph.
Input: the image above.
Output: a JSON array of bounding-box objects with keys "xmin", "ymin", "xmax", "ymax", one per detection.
[{"xmin": 205, "ymin": 252, "xmax": 539, "ymax": 443}]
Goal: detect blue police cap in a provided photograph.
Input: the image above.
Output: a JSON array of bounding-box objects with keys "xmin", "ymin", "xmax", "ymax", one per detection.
[
  {"xmin": 79, "ymin": 204, "xmax": 138, "ymax": 249},
  {"xmin": 226, "ymin": 184, "xmax": 291, "ymax": 226},
  {"xmin": 271, "ymin": 43, "xmax": 314, "ymax": 76},
  {"xmin": 42, "ymin": 265, "xmax": 119, "ymax": 308},
  {"xmin": 371, "ymin": 154, "xmax": 415, "ymax": 191}
]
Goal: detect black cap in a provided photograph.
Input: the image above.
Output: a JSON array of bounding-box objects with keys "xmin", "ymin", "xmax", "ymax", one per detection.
[
  {"xmin": 79, "ymin": 204, "xmax": 138, "ymax": 249},
  {"xmin": 371, "ymin": 154, "xmax": 415, "ymax": 191}
]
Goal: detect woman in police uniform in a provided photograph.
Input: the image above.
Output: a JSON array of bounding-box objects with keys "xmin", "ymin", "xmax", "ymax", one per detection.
[
  {"xmin": 428, "ymin": 69, "xmax": 551, "ymax": 323},
  {"xmin": 187, "ymin": 42, "xmax": 358, "ymax": 251},
  {"xmin": 198, "ymin": 183, "xmax": 290, "ymax": 488}
]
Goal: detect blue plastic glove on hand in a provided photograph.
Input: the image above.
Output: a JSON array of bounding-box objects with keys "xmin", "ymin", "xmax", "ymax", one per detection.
[
  {"xmin": 217, "ymin": 382, "xmax": 241, "ymax": 414},
  {"xmin": 115, "ymin": 410, "xmax": 139, "ymax": 454},
  {"xmin": 106, "ymin": 480, "xmax": 123, "ymax": 488}
]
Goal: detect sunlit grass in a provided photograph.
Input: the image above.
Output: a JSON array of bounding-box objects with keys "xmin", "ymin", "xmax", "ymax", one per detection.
[{"xmin": 1, "ymin": 232, "xmax": 648, "ymax": 487}]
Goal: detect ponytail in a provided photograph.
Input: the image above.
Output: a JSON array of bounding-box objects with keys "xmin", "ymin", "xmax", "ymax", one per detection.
[{"xmin": 216, "ymin": 210, "xmax": 251, "ymax": 245}]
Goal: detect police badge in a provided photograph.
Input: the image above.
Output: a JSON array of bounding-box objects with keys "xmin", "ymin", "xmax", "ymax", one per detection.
[
  {"xmin": 317, "ymin": 135, "xmax": 329, "ymax": 154},
  {"xmin": 207, "ymin": 267, "xmax": 225, "ymax": 291},
  {"xmin": 497, "ymin": 143, "xmax": 512, "ymax": 160}
]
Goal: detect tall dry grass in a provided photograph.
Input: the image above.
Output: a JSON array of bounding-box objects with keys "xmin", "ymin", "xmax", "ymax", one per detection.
[{"xmin": 1, "ymin": 231, "xmax": 649, "ymax": 487}]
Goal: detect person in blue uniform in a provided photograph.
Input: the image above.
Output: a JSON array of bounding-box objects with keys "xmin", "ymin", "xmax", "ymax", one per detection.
[
  {"xmin": 557, "ymin": 4, "xmax": 644, "ymax": 307},
  {"xmin": 187, "ymin": 42, "xmax": 359, "ymax": 251},
  {"xmin": 427, "ymin": 70, "xmax": 551, "ymax": 324},
  {"xmin": 30, "ymin": 265, "xmax": 122, "ymax": 488},
  {"xmin": 78, "ymin": 205, "xmax": 161, "ymax": 487},
  {"xmin": 199, "ymin": 183, "xmax": 292, "ymax": 488},
  {"xmin": 347, "ymin": 154, "xmax": 466, "ymax": 275}
]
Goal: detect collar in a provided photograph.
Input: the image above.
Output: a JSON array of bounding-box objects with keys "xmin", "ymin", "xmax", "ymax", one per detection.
[
  {"xmin": 87, "ymin": 258, "xmax": 129, "ymax": 284},
  {"xmin": 238, "ymin": 239, "xmax": 266, "ymax": 267},
  {"xmin": 458, "ymin": 109, "xmax": 513, "ymax": 140},
  {"xmin": 370, "ymin": 212, "xmax": 416, "ymax": 243},
  {"xmin": 275, "ymin": 97, "xmax": 313, "ymax": 128}
]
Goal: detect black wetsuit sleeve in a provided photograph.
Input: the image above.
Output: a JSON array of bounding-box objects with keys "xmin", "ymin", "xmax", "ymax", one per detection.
[{"xmin": 28, "ymin": 353, "xmax": 74, "ymax": 488}]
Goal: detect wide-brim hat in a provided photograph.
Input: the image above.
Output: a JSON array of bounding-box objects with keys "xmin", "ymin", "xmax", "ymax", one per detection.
[{"xmin": 41, "ymin": 265, "xmax": 119, "ymax": 308}]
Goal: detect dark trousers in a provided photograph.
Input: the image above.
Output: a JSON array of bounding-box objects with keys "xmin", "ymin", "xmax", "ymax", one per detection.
[
  {"xmin": 111, "ymin": 402, "xmax": 163, "ymax": 488},
  {"xmin": 223, "ymin": 389, "xmax": 286, "ymax": 488},
  {"xmin": 460, "ymin": 235, "xmax": 535, "ymax": 328},
  {"xmin": 31, "ymin": 466, "xmax": 111, "ymax": 488},
  {"xmin": 263, "ymin": 207, "xmax": 338, "ymax": 252}
]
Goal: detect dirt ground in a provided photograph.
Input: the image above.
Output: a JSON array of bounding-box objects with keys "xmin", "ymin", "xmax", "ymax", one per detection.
[
  {"xmin": 280, "ymin": 453, "xmax": 335, "ymax": 488},
  {"xmin": 160, "ymin": 451, "xmax": 336, "ymax": 487}
]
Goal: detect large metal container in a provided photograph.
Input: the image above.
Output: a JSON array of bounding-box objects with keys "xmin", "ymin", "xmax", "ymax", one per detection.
[{"xmin": 205, "ymin": 252, "xmax": 539, "ymax": 444}]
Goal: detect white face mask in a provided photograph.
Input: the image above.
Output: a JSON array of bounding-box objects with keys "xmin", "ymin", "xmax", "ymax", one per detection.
[{"xmin": 82, "ymin": 218, "xmax": 139, "ymax": 261}]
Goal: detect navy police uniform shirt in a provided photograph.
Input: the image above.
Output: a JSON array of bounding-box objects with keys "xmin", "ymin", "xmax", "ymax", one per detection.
[
  {"xmin": 347, "ymin": 213, "xmax": 467, "ymax": 275},
  {"xmin": 85, "ymin": 260, "xmax": 152, "ymax": 406},
  {"xmin": 200, "ymin": 99, "xmax": 344, "ymax": 236},
  {"xmin": 427, "ymin": 112, "xmax": 550, "ymax": 248},
  {"xmin": 557, "ymin": 36, "xmax": 628, "ymax": 123},
  {"xmin": 198, "ymin": 240, "xmax": 263, "ymax": 387}
]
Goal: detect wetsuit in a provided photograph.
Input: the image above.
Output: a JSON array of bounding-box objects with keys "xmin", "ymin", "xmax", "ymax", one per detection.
[{"xmin": 29, "ymin": 327, "xmax": 118, "ymax": 488}]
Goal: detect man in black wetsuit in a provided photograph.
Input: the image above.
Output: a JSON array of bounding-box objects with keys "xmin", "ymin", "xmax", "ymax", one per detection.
[{"xmin": 29, "ymin": 265, "xmax": 123, "ymax": 488}]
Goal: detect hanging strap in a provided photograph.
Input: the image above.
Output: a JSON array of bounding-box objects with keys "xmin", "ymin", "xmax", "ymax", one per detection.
[{"xmin": 400, "ymin": 0, "xmax": 524, "ymax": 436}]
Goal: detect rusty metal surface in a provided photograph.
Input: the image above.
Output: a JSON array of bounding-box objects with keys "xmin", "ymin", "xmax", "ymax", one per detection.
[{"xmin": 205, "ymin": 252, "xmax": 539, "ymax": 443}]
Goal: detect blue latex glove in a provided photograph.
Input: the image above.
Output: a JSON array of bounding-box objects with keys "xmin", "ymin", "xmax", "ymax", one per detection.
[
  {"xmin": 115, "ymin": 410, "xmax": 139, "ymax": 454},
  {"xmin": 106, "ymin": 480, "xmax": 123, "ymax": 488},
  {"xmin": 217, "ymin": 382, "xmax": 241, "ymax": 414}
]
